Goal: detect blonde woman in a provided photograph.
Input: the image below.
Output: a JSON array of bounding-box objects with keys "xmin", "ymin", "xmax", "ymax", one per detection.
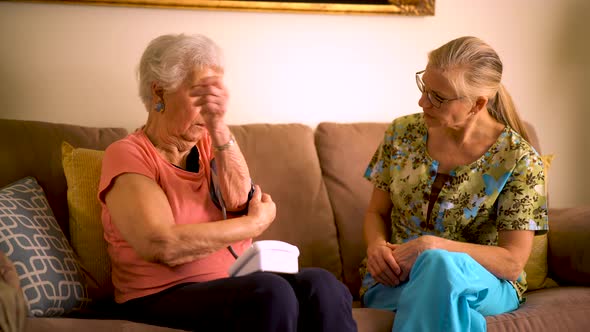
[{"xmin": 361, "ymin": 36, "xmax": 547, "ymax": 331}]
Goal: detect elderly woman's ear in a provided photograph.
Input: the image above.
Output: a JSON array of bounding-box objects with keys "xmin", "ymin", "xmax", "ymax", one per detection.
[{"xmin": 151, "ymin": 82, "xmax": 165, "ymax": 112}]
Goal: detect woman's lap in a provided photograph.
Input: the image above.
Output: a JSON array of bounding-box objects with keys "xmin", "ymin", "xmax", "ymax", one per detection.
[
  {"xmin": 120, "ymin": 267, "xmax": 356, "ymax": 332},
  {"xmin": 362, "ymin": 249, "xmax": 519, "ymax": 332}
]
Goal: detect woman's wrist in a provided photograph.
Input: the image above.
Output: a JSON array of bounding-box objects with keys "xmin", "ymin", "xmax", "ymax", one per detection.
[
  {"xmin": 207, "ymin": 123, "xmax": 234, "ymax": 151},
  {"xmin": 366, "ymin": 238, "xmax": 388, "ymax": 253},
  {"xmin": 212, "ymin": 135, "xmax": 235, "ymax": 152},
  {"xmin": 420, "ymin": 235, "xmax": 441, "ymax": 251}
]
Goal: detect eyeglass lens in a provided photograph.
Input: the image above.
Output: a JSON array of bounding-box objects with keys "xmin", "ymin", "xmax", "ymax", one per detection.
[{"xmin": 416, "ymin": 72, "xmax": 441, "ymax": 108}]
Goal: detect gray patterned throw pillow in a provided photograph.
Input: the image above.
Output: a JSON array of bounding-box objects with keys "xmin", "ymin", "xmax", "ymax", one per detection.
[{"xmin": 0, "ymin": 177, "xmax": 89, "ymax": 317}]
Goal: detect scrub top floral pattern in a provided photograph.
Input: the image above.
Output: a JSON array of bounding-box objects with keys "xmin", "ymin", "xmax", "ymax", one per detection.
[{"xmin": 359, "ymin": 113, "xmax": 548, "ymax": 300}]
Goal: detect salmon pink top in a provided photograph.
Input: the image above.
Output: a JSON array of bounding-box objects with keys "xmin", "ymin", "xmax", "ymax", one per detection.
[{"xmin": 98, "ymin": 130, "xmax": 251, "ymax": 303}]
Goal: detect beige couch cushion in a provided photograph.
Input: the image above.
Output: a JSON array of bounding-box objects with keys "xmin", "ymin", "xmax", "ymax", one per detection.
[
  {"xmin": 0, "ymin": 119, "xmax": 127, "ymax": 238},
  {"xmin": 230, "ymin": 124, "xmax": 342, "ymax": 278},
  {"xmin": 315, "ymin": 122, "xmax": 389, "ymax": 297},
  {"xmin": 548, "ymin": 207, "xmax": 590, "ymax": 286},
  {"xmin": 486, "ymin": 287, "xmax": 590, "ymax": 331},
  {"xmin": 352, "ymin": 308, "xmax": 394, "ymax": 332},
  {"xmin": 25, "ymin": 318, "xmax": 182, "ymax": 332}
]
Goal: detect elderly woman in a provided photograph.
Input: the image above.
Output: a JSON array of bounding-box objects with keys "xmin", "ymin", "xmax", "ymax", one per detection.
[
  {"xmin": 98, "ymin": 34, "xmax": 357, "ymax": 332},
  {"xmin": 360, "ymin": 36, "xmax": 548, "ymax": 331}
]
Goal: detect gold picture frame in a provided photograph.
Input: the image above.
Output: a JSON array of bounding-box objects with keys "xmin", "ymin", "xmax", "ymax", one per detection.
[{"xmin": 11, "ymin": 0, "xmax": 435, "ymax": 15}]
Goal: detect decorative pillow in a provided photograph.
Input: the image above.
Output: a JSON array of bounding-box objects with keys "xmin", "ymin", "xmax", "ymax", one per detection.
[
  {"xmin": 61, "ymin": 142, "xmax": 113, "ymax": 301},
  {"xmin": 0, "ymin": 177, "xmax": 89, "ymax": 316},
  {"xmin": 523, "ymin": 154, "xmax": 558, "ymax": 291},
  {"xmin": 524, "ymin": 233, "xmax": 558, "ymax": 291}
]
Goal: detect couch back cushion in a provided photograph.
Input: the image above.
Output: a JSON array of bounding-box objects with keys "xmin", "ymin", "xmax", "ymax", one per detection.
[
  {"xmin": 315, "ymin": 122, "xmax": 389, "ymax": 297},
  {"xmin": 0, "ymin": 119, "xmax": 128, "ymax": 239},
  {"xmin": 548, "ymin": 207, "xmax": 590, "ymax": 286},
  {"xmin": 230, "ymin": 124, "xmax": 342, "ymax": 278}
]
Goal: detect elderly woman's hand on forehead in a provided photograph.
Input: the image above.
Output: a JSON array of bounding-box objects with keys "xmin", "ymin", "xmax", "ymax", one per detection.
[{"xmin": 191, "ymin": 76, "xmax": 229, "ymax": 132}]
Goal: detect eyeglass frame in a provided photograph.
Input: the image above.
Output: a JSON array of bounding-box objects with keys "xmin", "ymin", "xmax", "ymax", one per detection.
[{"xmin": 415, "ymin": 70, "xmax": 464, "ymax": 108}]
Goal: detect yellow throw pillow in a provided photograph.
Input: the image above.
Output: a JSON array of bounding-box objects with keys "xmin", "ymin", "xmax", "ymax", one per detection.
[
  {"xmin": 61, "ymin": 142, "xmax": 113, "ymax": 301},
  {"xmin": 540, "ymin": 154, "xmax": 554, "ymax": 191},
  {"xmin": 524, "ymin": 233, "xmax": 558, "ymax": 291},
  {"xmin": 523, "ymin": 154, "xmax": 558, "ymax": 291}
]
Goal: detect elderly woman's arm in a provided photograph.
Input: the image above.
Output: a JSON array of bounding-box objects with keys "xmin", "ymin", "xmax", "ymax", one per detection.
[
  {"xmin": 209, "ymin": 127, "xmax": 252, "ymax": 211},
  {"xmin": 195, "ymin": 76, "xmax": 251, "ymax": 211},
  {"xmin": 105, "ymin": 173, "xmax": 275, "ymax": 267}
]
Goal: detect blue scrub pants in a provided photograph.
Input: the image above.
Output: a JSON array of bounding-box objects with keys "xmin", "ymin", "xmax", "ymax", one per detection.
[{"xmin": 362, "ymin": 249, "xmax": 519, "ymax": 332}]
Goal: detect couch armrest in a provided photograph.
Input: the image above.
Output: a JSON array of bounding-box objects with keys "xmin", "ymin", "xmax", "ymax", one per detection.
[{"xmin": 547, "ymin": 206, "xmax": 590, "ymax": 285}]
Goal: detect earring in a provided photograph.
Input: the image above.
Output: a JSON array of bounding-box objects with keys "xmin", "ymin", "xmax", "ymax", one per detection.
[{"xmin": 155, "ymin": 102, "xmax": 165, "ymax": 113}]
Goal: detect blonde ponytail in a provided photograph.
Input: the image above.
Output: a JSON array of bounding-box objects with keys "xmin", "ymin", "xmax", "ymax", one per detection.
[{"xmin": 491, "ymin": 83, "xmax": 529, "ymax": 141}]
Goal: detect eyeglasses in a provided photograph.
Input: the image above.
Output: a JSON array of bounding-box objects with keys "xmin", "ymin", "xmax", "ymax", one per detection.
[{"xmin": 415, "ymin": 70, "xmax": 463, "ymax": 108}]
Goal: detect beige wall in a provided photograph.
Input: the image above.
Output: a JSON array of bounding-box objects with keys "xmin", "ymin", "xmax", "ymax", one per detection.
[{"xmin": 0, "ymin": 0, "xmax": 588, "ymax": 207}]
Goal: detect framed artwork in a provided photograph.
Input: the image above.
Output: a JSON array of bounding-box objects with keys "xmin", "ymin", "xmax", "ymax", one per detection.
[{"xmin": 13, "ymin": 0, "xmax": 435, "ymax": 15}]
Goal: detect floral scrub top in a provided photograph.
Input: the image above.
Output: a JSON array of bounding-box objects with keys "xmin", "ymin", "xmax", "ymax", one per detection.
[{"xmin": 360, "ymin": 113, "xmax": 548, "ymax": 301}]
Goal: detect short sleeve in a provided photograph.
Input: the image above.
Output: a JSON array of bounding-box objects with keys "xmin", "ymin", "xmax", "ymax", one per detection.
[
  {"xmin": 496, "ymin": 152, "xmax": 548, "ymax": 233},
  {"xmin": 364, "ymin": 125, "xmax": 394, "ymax": 192},
  {"xmin": 98, "ymin": 138, "xmax": 157, "ymax": 204}
]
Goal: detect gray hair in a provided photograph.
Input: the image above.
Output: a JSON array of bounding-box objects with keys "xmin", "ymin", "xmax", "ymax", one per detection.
[
  {"xmin": 137, "ymin": 33, "xmax": 224, "ymax": 110},
  {"xmin": 428, "ymin": 36, "xmax": 529, "ymax": 141}
]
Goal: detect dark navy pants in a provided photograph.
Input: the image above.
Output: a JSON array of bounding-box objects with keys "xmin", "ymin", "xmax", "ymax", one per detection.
[{"xmin": 120, "ymin": 267, "xmax": 358, "ymax": 332}]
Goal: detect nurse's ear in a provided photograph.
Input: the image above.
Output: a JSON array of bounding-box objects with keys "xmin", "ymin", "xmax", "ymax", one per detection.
[{"xmin": 470, "ymin": 96, "xmax": 488, "ymax": 115}]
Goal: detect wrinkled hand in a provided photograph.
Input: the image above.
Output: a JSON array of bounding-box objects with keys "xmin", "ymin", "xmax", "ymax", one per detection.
[
  {"xmin": 191, "ymin": 76, "xmax": 229, "ymax": 131},
  {"xmin": 366, "ymin": 241, "xmax": 402, "ymax": 286},
  {"xmin": 246, "ymin": 185, "xmax": 276, "ymax": 237},
  {"xmin": 386, "ymin": 236, "xmax": 433, "ymax": 283}
]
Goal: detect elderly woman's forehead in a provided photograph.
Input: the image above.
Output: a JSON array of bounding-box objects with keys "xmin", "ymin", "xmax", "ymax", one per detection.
[
  {"xmin": 195, "ymin": 65, "xmax": 223, "ymax": 75},
  {"xmin": 184, "ymin": 66, "xmax": 222, "ymax": 82}
]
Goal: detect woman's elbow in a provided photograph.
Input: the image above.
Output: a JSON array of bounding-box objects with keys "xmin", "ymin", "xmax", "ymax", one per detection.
[
  {"xmin": 505, "ymin": 259, "xmax": 527, "ymax": 281},
  {"xmin": 224, "ymin": 191, "xmax": 250, "ymax": 211},
  {"xmin": 506, "ymin": 270, "xmax": 522, "ymax": 282},
  {"xmin": 139, "ymin": 233, "xmax": 180, "ymax": 267},
  {"xmin": 142, "ymin": 232, "xmax": 212, "ymax": 267}
]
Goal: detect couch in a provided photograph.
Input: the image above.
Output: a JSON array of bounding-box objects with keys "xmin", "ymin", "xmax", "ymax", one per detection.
[{"xmin": 0, "ymin": 117, "xmax": 589, "ymax": 332}]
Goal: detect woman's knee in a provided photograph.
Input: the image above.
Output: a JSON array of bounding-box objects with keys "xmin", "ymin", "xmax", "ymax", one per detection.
[
  {"xmin": 418, "ymin": 248, "xmax": 450, "ymax": 261},
  {"xmin": 413, "ymin": 249, "xmax": 479, "ymax": 289},
  {"xmin": 295, "ymin": 268, "xmax": 352, "ymax": 304},
  {"xmin": 297, "ymin": 267, "xmax": 338, "ymax": 283},
  {"xmin": 413, "ymin": 249, "xmax": 468, "ymax": 280},
  {"xmin": 223, "ymin": 273, "xmax": 299, "ymax": 331},
  {"xmin": 297, "ymin": 268, "xmax": 340, "ymax": 289},
  {"xmin": 247, "ymin": 272, "xmax": 299, "ymax": 311},
  {"xmin": 416, "ymin": 249, "xmax": 469, "ymax": 269}
]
